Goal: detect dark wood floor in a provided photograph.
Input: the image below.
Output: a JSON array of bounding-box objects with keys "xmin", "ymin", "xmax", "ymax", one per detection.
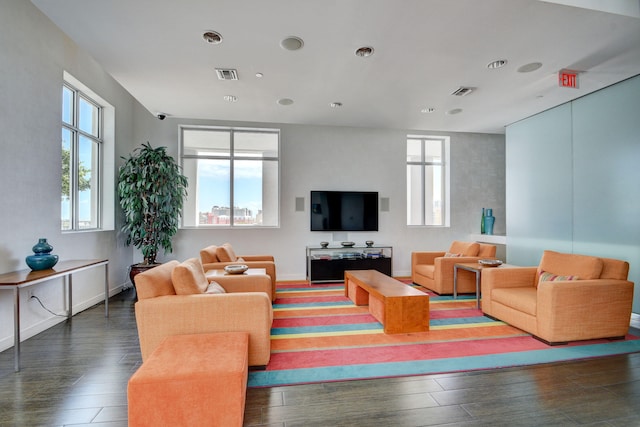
[{"xmin": 1, "ymin": 289, "xmax": 640, "ymax": 426}]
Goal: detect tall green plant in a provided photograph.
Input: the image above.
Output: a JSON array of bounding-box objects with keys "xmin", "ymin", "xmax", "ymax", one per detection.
[{"xmin": 118, "ymin": 142, "xmax": 188, "ymax": 265}]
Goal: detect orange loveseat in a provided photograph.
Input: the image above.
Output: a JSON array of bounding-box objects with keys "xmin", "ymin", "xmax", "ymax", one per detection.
[
  {"xmin": 134, "ymin": 258, "xmax": 273, "ymax": 366},
  {"xmin": 411, "ymin": 241, "xmax": 497, "ymax": 294},
  {"xmin": 482, "ymin": 250, "xmax": 634, "ymax": 344},
  {"xmin": 200, "ymin": 243, "xmax": 277, "ymax": 301}
]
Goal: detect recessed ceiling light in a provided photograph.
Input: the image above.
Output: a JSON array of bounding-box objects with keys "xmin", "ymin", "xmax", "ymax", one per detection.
[
  {"xmin": 223, "ymin": 95, "xmax": 238, "ymax": 102},
  {"xmin": 445, "ymin": 108, "xmax": 463, "ymax": 115},
  {"xmin": 255, "ymin": 72, "xmax": 264, "ymax": 78},
  {"xmin": 329, "ymin": 102, "xmax": 342, "ymax": 108},
  {"xmin": 355, "ymin": 47, "xmax": 374, "ymax": 57},
  {"xmin": 421, "ymin": 107, "xmax": 436, "ymax": 113},
  {"xmin": 277, "ymin": 98, "xmax": 294, "ymax": 106},
  {"xmin": 518, "ymin": 62, "xmax": 543, "ymax": 73},
  {"xmin": 487, "ymin": 59, "xmax": 507, "ymax": 69},
  {"xmin": 280, "ymin": 36, "xmax": 304, "ymax": 51},
  {"xmin": 202, "ymin": 31, "xmax": 222, "ymax": 44}
]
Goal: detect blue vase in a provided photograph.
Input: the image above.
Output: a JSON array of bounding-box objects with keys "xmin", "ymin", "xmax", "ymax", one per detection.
[
  {"xmin": 26, "ymin": 238, "xmax": 59, "ymax": 271},
  {"xmin": 484, "ymin": 215, "xmax": 495, "ymax": 235}
]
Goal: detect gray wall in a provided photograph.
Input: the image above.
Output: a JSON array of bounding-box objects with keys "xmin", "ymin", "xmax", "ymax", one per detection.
[
  {"xmin": 0, "ymin": 0, "xmax": 505, "ymax": 352},
  {"xmin": 506, "ymin": 74, "xmax": 640, "ymax": 313}
]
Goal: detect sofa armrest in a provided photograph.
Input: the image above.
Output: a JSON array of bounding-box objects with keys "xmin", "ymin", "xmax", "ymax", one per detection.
[
  {"xmin": 241, "ymin": 254, "xmax": 274, "ymax": 262},
  {"xmin": 135, "ymin": 293, "xmax": 273, "ymax": 366},
  {"xmin": 536, "ymin": 279, "xmax": 634, "ymax": 342},
  {"xmin": 411, "ymin": 251, "xmax": 446, "ymax": 267}
]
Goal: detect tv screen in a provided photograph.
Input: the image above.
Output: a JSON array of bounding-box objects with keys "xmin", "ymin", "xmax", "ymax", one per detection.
[{"xmin": 310, "ymin": 191, "xmax": 378, "ymax": 231}]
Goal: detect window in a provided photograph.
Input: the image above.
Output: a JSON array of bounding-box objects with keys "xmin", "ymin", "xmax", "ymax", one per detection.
[
  {"xmin": 180, "ymin": 126, "xmax": 280, "ymax": 227},
  {"xmin": 406, "ymin": 135, "xmax": 450, "ymax": 226},
  {"xmin": 61, "ymin": 83, "xmax": 103, "ymax": 230}
]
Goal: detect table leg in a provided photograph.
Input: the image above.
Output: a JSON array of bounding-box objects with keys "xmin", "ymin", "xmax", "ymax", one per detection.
[
  {"xmin": 474, "ymin": 270, "xmax": 481, "ymax": 309},
  {"xmin": 13, "ymin": 287, "xmax": 20, "ymax": 372},
  {"xmin": 67, "ymin": 274, "xmax": 73, "ymax": 320},
  {"xmin": 453, "ymin": 266, "xmax": 458, "ymax": 299},
  {"xmin": 104, "ymin": 263, "xmax": 109, "ymax": 317}
]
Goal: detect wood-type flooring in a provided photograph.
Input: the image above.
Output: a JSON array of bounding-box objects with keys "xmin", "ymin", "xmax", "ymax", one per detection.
[{"xmin": 1, "ymin": 288, "xmax": 639, "ymax": 426}]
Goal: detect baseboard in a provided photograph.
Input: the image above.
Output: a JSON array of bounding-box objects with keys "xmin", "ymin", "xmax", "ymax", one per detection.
[{"xmin": 631, "ymin": 313, "xmax": 640, "ymax": 329}]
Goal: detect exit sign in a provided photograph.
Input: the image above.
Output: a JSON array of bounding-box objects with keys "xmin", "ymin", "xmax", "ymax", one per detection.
[{"xmin": 559, "ymin": 69, "xmax": 579, "ymax": 88}]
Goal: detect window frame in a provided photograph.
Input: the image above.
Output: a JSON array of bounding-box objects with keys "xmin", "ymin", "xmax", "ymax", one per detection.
[
  {"xmin": 179, "ymin": 125, "xmax": 280, "ymax": 228},
  {"xmin": 406, "ymin": 135, "xmax": 451, "ymax": 227},
  {"xmin": 61, "ymin": 81, "xmax": 103, "ymax": 231}
]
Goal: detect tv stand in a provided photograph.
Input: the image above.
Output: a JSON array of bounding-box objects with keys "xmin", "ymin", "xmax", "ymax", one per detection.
[{"xmin": 306, "ymin": 245, "xmax": 392, "ymax": 283}]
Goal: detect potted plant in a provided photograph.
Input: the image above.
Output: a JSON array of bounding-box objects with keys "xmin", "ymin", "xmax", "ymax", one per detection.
[{"xmin": 118, "ymin": 142, "xmax": 188, "ymax": 283}]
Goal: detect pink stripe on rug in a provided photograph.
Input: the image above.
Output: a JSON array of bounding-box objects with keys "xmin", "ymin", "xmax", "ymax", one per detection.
[{"xmin": 267, "ymin": 335, "xmax": 548, "ymax": 370}]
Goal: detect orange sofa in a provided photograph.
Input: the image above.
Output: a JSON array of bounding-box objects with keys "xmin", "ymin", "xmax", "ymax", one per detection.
[
  {"xmin": 134, "ymin": 258, "xmax": 273, "ymax": 366},
  {"xmin": 200, "ymin": 243, "xmax": 277, "ymax": 301},
  {"xmin": 411, "ymin": 241, "xmax": 497, "ymax": 294},
  {"xmin": 482, "ymin": 250, "xmax": 634, "ymax": 344}
]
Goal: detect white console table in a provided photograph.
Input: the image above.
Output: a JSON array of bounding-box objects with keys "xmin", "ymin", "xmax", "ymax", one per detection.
[{"xmin": 0, "ymin": 259, "xmax": 109, "ymax": 372}]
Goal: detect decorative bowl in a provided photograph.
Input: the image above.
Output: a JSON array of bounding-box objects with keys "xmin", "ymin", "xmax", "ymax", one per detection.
[
  {"xmin": 224, "ymin": 264, "xmax": 249, "ymax": 274},
  {"xmin": 320, "ymin": 241, "xmax": 329, "ymax": 248},
  {"xmin": 365, "ymin": 240, "xmax": 374, "ymax": 247},
  {"xmin": 341, "ymin": 241, "xmax": 355, "ymax": 247},
  {"xmin": 478, "ymin": 259, "xmax": 503, "ymax": 267}
]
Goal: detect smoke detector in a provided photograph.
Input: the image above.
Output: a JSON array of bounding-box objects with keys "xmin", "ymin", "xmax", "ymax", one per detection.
[{"xmin": 215, "ymin": 68, "xmax": 239, "ymax": 80}]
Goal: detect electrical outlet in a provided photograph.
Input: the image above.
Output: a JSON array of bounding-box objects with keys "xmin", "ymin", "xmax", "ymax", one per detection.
[{"xmin": 27, "ymin": 290, "xmax": 34, "ymax": 299}]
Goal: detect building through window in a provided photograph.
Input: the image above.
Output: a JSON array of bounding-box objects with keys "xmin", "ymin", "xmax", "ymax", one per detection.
[{"xmin": 180, "ymin": 126, "xmax": 280, "ymax": 227}]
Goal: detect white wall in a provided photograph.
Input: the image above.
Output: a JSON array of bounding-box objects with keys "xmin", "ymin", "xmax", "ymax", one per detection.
[
  {"xmin": 142, "ymin": 119, "xmax": 506, "ymax": 281},
  {"xmin": 506, "ymin": 74, "xmax": 640, "ymax": 313},
  {"xmin": 0, "ymin": 0, "xmax": 505, "ymax": 353},
  {"xmin": 0, "ymin": 0, "xmax": 142, "ymax": 352}
]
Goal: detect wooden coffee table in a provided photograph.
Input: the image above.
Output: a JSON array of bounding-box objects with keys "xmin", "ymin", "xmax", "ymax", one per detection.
[{"xmin": 344, "ymin": 270, "xmax": 429, "ymax": 334}]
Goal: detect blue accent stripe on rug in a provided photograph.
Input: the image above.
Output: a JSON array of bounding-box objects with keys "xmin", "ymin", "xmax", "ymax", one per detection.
[{"xmin": 248, "ymin": 339, "xmax": 640, "ymax": 387}]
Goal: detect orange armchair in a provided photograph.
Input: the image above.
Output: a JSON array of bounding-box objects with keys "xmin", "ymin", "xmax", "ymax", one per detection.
[
  {"xmin": 411, "ymin": 240, "xmax": 496, "ymax": 294},
  {"xmin": 200, "ymin": 243, "xmax": 277, "ymax": 301},
  {"xmin": 482, "ymin": 250, "xmax": 634, "ymax": 344}
]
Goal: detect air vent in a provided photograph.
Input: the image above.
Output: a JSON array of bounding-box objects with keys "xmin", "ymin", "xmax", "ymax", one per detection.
[
  {"xmin": 215, "ymin": 68, "xmax": 239, "ymax": 80},
  {"xmin": 451, "ymin": 86, "xmax": 475, "ymax": 96}
]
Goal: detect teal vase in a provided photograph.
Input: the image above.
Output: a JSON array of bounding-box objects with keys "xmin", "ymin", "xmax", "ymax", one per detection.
[
  {"xmin": 484, "ymin": 211, "xmax": 495, "ymax": 235},
  {"xmin": 26, "ymin": 238, "xmax": 59, "ymax": 271}
]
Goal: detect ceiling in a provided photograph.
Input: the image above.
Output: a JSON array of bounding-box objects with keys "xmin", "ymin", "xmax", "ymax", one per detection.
[{"xmin": 32, "ymin": 0, "xmax": 640, "ymax": 134}]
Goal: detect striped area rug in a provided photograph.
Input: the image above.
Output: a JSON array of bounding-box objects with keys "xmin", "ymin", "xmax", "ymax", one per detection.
[{"xmin": 248, "ymin": 282, "xmax": 640, "ymax": 387}]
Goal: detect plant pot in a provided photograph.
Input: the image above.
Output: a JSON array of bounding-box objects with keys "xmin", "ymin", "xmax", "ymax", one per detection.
[{"xmin": 129, "ymin": 263, "xmax": 161, "ymax": 287}]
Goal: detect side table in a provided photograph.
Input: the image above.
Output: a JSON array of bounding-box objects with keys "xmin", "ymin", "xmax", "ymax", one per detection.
[{"xmin": 453, "ymin": 262, "xmax": 512, "ymax": 309}]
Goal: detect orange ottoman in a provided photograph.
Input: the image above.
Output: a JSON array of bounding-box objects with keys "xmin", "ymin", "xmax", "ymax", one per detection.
[{"xmin": 128, "ymin": 332, "xmax": 249, "ymax": 427}]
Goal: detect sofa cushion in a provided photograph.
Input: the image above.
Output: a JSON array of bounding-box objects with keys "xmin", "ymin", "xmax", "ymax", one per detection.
[
  {"xmin": 135, "ymin": 260, "xmax": 179, "ymax": 300},
  {"xmin": 537, "ymin": 251, "xmax": 603, "ymax": 287},
  {"xmin": 492, "ymin": 287, "xmax": 537, "ymax": 316},
  {"xmin": 538, "ymin": 270, "xmax": 578, "ymax": 284},
  {"xmin": 205, "ymin": 281, "xmax": 226, "ymax": 294},
  {"xmin": 449, "ymin": 241, "xmax": 480, "ymax": 256},
  {"xmin": 200, "ymin": 245, "xmax": 219, "ymax": 263},
  {"xmin": 414, "ymin": 264, "xmax": 435, "ymax": 279},
  {"xmin": 216, "ymin": 243, "xmax": 238, "ymax": 262},
  {"xmin": 172, "ymin": 258, "xmax": 209, "ymax": 295}
]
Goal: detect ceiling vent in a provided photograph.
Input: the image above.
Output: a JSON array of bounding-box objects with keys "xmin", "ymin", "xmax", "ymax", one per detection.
[
  {"xmin": 451, "ymin": 86, "xmax": 475, "ymax": 96},
  {"xmin": 215, "ymin": 68, "xmax": 239, "ymax": 80}
]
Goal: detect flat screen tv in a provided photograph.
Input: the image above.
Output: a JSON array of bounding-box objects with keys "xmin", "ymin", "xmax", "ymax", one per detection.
[{"xmin": 310, "ymin": 191, "xmax": 378, "ymax": 231}]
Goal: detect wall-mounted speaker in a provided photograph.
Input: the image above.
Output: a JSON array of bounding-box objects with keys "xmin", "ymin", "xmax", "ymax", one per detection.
[
  {"xmin": 295, "ymin": 197, "xmax": 305, "ymax": 212},
  {"xmin": 380, "ymin": 197, "xmax": 390, "ymax": 212}
]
